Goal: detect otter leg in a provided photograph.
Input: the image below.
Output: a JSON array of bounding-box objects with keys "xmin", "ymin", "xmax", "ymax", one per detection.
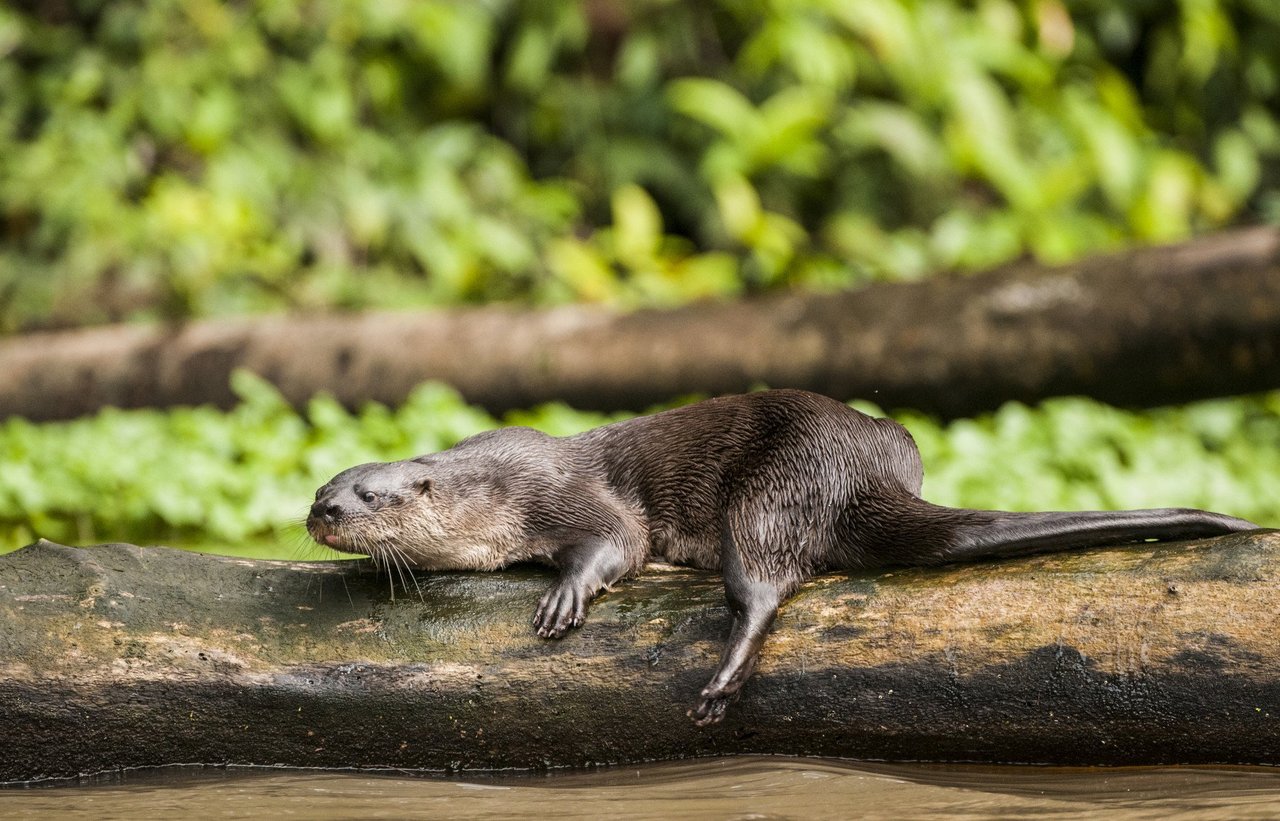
[
  {"xmin": 533, "ymin": 537, "xmax": 632, "ymax": 639},
  {"xmin": 689, "ymin": 530, "xmax": 793, "ymax": 727}
]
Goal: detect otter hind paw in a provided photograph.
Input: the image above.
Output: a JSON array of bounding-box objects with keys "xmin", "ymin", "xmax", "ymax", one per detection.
[{"xmin": 688, "ymin": 687, "xmax": 735, "ymax": 727}]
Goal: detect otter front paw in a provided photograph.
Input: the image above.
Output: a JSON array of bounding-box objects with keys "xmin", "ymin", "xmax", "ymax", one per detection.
[
  {"xmin": 688, "ymin": 684, "xmax": 736, "ymax": 727},
  {"xmin": 533, "ymin": 582, "xmax": 588, "ymax": 639}
]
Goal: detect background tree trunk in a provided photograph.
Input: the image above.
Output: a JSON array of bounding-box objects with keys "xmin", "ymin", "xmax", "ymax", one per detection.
[
  {"xmin": 1, "ymin": 227, "xmax": 1279, "ymax": 422},
  {"xmin": 2, "ymin": 533, "xmax": 1277, "ymax": 782}
]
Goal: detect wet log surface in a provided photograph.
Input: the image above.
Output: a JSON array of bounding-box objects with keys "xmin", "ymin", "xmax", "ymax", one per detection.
[
  {"xmin": 1, "ymin": 227, "xmax": 1279, "ymax": 422},
  {"xmin": 1, "ymin": 533, "xmax": 1278, "ymax": 783}
]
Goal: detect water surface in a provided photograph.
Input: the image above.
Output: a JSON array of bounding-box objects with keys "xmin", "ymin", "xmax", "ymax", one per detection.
[{"xmin": 6, "ymin": 757, "xmax": 1280, "ymax": 820}]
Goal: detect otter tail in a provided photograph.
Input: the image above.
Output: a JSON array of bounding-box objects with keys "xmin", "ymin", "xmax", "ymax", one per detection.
[{"xmin": 936, "ymin": 505, "xmax": 1256, "ymax": 563}]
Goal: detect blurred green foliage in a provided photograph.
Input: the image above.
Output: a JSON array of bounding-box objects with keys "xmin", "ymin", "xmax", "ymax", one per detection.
[
  {"xmin": 1, "ymin": 373, "xmax": 1276, "ymax": 558},
  {"xmin": 2, "ymin": 0, "xmax": 1279, "ymax": 330}
]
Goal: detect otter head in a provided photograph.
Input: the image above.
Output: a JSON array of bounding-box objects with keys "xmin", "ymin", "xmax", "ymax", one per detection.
[{"xmin": 306, "ymin": 457, "xmax": 524, "ymax": 571}]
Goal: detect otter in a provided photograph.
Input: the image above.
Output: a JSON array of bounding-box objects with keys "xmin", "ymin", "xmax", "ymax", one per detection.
[{"xmin": 306, "ymin": 389, "xmax": 1257, "ymax": 725}]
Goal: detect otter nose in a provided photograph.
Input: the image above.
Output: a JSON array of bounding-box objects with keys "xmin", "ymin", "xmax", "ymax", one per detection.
[{"xmin": 310, "ymin": 501, "xmax": 342, "ymax": 522}]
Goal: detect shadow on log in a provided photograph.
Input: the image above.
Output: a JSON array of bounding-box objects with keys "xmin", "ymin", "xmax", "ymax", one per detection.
[
  {"xmin": 1, "ymin": 532, "xmax": 1278, "ymax": 782},
  {"xmin": 1, "ymin": 227, "xmax": 1279, "ymax": 422}
]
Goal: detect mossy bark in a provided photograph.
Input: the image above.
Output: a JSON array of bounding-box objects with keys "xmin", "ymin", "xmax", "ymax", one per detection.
[
  {"xmin": 1, "ymin": 227, "xmax": 1279, "ymax": 422},
  {"xmin": 1, "ymin": 533, "xmax": 1278, "ymax": 782}
]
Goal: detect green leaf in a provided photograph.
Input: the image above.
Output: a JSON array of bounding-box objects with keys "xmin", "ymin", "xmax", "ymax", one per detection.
[
  {"xmin": 611, "ymin": 184, "xmax": 663, "ymax": 267},
  {"xmin": 667, "ymin": 78, "xmax": 761, "ymax": 142}
]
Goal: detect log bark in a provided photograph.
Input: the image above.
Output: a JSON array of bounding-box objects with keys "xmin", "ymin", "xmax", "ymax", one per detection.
[
  {"xmin": 1, "ymin": 227, "xmax": 1279, "ymax": 422},
  {"xmin": 1, "ymin": 533, "xmax": 1277, "ymax": 782}
]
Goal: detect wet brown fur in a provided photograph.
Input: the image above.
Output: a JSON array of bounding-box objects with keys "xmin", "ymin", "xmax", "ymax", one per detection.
[{"xmin": 308, "ymin": 389, "xmax": 1256, "ymax": 724}]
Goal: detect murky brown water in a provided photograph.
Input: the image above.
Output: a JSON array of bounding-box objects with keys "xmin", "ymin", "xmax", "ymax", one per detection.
[{"xmin": 4, "ymin": 757, "xmax": 1280, "ymax": 819}]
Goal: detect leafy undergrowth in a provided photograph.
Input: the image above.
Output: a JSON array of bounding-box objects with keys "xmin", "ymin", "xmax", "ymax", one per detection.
[
  {"xmin": 2, "ymin": 372, "xmax": 1276, "ymax": 559},
  {"xmin": 4, "ymin": 2, "xmax": 1279, "ymax": 330}
]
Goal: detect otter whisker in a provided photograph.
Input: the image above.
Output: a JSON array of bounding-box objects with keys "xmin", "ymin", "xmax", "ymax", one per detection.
[
  {"xmin": 287, "ymin": 526, "xmax": 327, "ymax": 563},
  {"xmin": 350, "ymin": 533, "xmax": 389, "ymax": 593},
  {"xmin": 365, "ymin": 539, "xmax": 407, "ymax": 603},
  {"xmin": 364, "ymin": 544, "xmax": 397, "ymax": 601},
  {"xmin": 385, "ymin": 544, "xmax": 421, "ymax": 602},
  {"xmin": 385, "ymin": 543, "xmax": 425, "ymax": 601},
  {"xmin": 384, "ymin": 548, "xmax": 405, "ymax": 602},
  {"xmin": 338, "ymin": 570, "xmax": 354, "ymax": 608}
]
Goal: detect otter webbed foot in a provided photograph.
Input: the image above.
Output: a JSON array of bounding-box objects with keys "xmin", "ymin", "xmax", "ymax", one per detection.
[
  {"xmin": 688, "ymin": 684, "xmax": 738, "ymax": 726},
  {"xmin": 533, "ymin": 580, "xmax": 591, "ymax": 639},
  {"xmin": 687, "ymin": 653, "xmax": 759, "ymax": 726},
  {"xmin": 533, "ymin": 536, "xmax": 635, "ymax": 639}
]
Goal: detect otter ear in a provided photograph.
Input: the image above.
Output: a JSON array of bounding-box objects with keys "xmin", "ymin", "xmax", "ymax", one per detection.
[{"xmin": 413, "ymin": 477, "xmax": 433, "ymax": 496}]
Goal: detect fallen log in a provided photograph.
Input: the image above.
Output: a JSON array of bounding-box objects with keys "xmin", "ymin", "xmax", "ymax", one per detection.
[
  {"xmin": 2, "ymin": 227, "xmax": 1279, "ymax": 422},
  {"xmin": 1, "ymin": 533, "xmax": 1277, "ymax": 782}
]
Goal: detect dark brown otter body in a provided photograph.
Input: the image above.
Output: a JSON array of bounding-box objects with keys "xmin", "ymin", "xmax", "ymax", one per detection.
[{"xmin": 307, "ymin": 389, "xmax": 1257, "ymax": 724}]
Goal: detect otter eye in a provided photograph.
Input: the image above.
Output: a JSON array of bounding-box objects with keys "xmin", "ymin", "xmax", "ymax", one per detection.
[{"xmin": 361, "ymin": 491, "xmax": 376, "ymax": 504}]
